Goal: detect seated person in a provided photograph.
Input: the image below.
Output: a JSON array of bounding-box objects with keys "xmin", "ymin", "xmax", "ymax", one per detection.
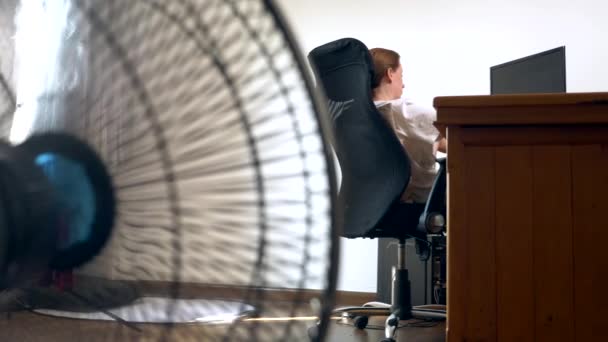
[{"xmin": 369, "ymin": 47, "xmax": 447, "ymax": 204}]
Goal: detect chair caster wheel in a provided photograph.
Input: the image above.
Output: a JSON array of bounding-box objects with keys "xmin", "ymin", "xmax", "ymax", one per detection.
[
  {"xmin": 353, "ymin": 315, "xmax": 369, "ymax": 329},
  {"xmin": 307, "ymin": 325, "xmax": 318, "ymax": 342}
]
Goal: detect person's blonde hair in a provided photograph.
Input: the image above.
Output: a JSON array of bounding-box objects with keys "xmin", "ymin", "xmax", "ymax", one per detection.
[{"xmin": 369, "ymin": 48, "xmax": 400, "ymax": 89}]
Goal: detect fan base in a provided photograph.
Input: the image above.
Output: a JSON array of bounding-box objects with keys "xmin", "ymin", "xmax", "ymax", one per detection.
[{"xmin": 33, "ymin": 297, "xmax": 255, "ymax": 324}]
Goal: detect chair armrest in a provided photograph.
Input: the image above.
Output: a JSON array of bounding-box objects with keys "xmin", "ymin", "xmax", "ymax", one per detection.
[{"xmin": 418, "ymin": 158, "xmax": 447, "ymax": 235}]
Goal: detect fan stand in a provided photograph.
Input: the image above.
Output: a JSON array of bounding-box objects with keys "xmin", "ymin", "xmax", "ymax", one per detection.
[
  {"xmin": 19, "ymin": 275, "xmax": 256, "ymax": 326},
  {"xmin": 22, "ymin": 272, "xmax": 140, "ymax": 313},
  {"xmin": 332, "ymin": 240, "xmax": 446, "ymax": 342}
]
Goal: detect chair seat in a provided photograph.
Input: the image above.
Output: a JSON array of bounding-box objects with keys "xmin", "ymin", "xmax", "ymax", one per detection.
[{"xmin": 349, "ymin": 201, "xmax": 425, "ymax": 240}]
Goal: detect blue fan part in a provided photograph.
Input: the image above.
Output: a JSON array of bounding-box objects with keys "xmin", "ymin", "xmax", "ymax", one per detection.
[{"xmin": 35, "ymin": 152, "xmax": 96, "ymax": 250}]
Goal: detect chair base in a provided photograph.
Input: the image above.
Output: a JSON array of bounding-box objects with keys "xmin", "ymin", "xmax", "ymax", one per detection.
[
  {"xmin": 331, "ymin": 240, "xmax": 446, "ymax": 341},
  {"xmin": 333, "ymin": 305, "xmax": 446, "ymax": 341},
  {"xmin": 333, "ymin": 304, "xmax": 447, "ymax": 320}
]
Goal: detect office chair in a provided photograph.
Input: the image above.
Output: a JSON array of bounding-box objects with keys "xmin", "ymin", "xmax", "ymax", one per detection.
[{"xmin": 308, "ymin": 38, "xmax": 446, "ymax": 342}]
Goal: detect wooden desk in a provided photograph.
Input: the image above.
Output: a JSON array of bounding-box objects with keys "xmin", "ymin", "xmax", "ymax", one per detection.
[{"xmin": 434, "ymin": 92, "xmax": 608, "ymax": 342}]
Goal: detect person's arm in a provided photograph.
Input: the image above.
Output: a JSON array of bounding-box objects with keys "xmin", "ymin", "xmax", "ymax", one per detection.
[
  {"xmin": 433, "ymin": 122, "xmax": 447, "ymax": 154},
  {"xmin": 434, "ymin": 135, "xmax": 447, "ymax": 153}
]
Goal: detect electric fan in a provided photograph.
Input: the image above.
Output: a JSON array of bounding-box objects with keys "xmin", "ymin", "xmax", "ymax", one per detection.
[
  {"xmin": 0, "ymin": 73, "xmax": 13, "ymax": 140},
  {"xmin": 0, "ymin": 1, "xmax": 340, "ymax": 341},
  {"xmin": 0, "ymin": 0, "xmax": 15, "ymax": 139},
  {"xmin": 0, "ymin": 71, "xmax": 13, "ymax": 139}
]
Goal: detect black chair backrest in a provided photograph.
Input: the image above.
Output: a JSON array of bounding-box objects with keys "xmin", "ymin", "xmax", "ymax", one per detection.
[{"xmin": 308, "ymin": 38, "xmax": 411, "ymax": 238}]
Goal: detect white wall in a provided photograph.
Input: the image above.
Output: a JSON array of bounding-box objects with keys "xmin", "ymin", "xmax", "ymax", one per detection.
[{"xmin": 276, "ymin": 0, "xmax": 608, "ymax": 292}]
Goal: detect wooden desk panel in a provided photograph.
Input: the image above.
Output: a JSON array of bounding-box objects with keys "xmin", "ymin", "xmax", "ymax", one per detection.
[{"xmin": 435, "ymin": 93, "xmax": 608, "ymax": 342}]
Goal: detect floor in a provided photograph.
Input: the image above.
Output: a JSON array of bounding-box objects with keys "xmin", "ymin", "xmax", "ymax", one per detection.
[
  {"xmin": 0, "ymin": 310, "xmax": 445, "ymax": 342},
  {"xmin": 0, "ymin": 279, "xmax": 445, "ymax": 341}
]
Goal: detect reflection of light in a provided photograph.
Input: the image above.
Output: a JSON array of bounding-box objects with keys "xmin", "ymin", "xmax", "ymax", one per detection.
[
  {"xmin": 244, "ymin": 316, "xmax": 319, "ymax": 322},
  {"xmin": 193, "ymin": 314, "xmax": 245, "ymax": 324},
  {"xmin": 10, "ymin": 0, "xmax": 70, "ymax": 143},
  {"xmin": 194, "ymin": 315, "xmax": 323, "ymax": 324}
]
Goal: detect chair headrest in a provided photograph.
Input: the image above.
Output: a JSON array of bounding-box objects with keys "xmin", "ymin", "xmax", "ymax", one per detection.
[{"xmin": 308, "ymin": 38, "xmax": 374, "ymax": 83}]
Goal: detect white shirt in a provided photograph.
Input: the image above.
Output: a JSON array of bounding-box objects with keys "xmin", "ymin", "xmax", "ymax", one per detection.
[{"xmin": 374, "ymin": 98, "xmax": 440, "ymax": 203}]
